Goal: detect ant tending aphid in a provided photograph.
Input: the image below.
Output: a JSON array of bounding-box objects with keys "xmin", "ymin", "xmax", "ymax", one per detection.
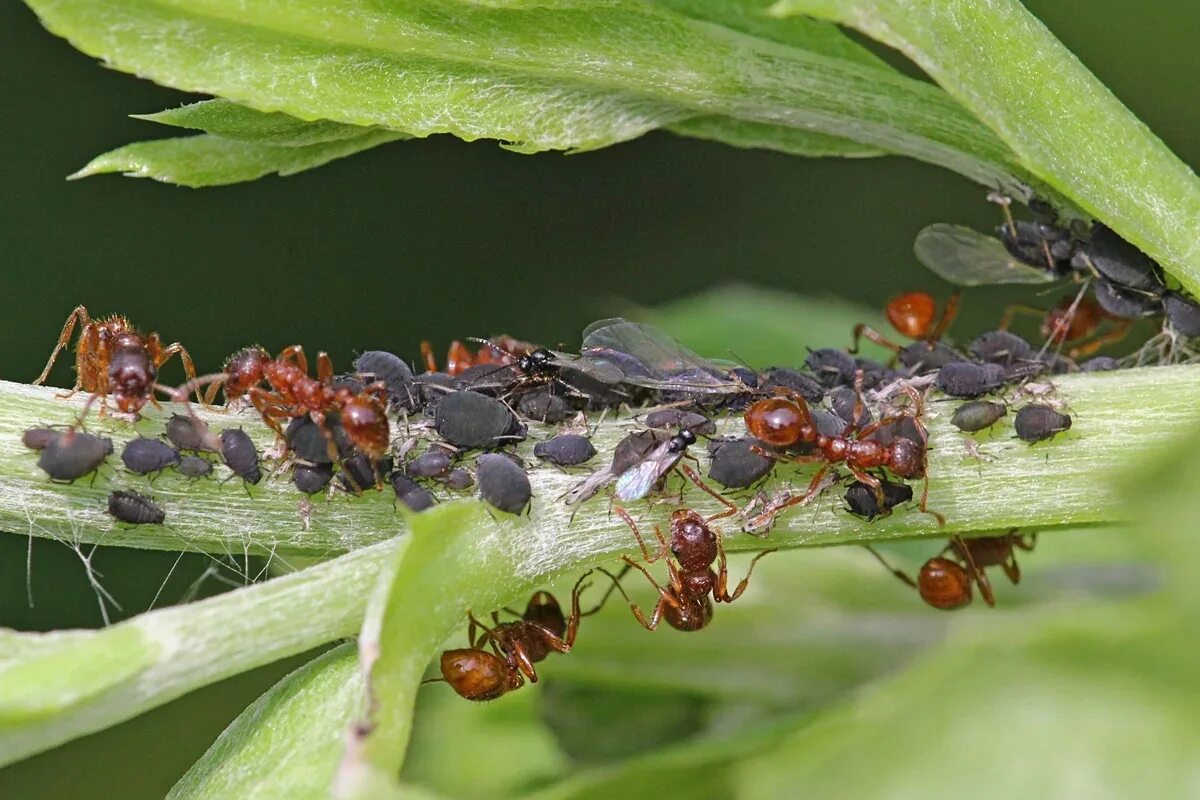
[
  {"xmin": 866, "ymin": 531, "xmax": 1035, "ymax": 609},
  {"xmin": 34, "ymin": 305, "xmax": 201, "ymax": 416},
  {"xmin": 425, "ymin": 573, "xmax": 592, "ymax": 701},
  {"xmin": 601, "ymin": 507, "xmax": 774, "ymax": 632},
  {"xmin": 844, "ymin": 477, "xmax": 913, "ymax": 521},
  {"xmin": 743, "ymin": 372, "xmax": 943, "ymax": 527},
  {"xmin": 707, "ymin": 437, "xmax": 776, "ymax": 490}
]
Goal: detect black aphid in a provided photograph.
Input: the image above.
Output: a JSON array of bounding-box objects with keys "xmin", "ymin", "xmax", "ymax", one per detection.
[
  {"xmin": 177, "ymin": 455, "xmax": 214, "ymax": 479},
  {"xmin": 434, "ymin": 391, "xmax": 522, "ymax": 450},
  {"xmin": 108, "ymin": 490, "xmax": 165, "ymax": 525},
  {"xmin": 22, "ymin": 427, "xmax": 58, "ymax": 450},
  {"xmin": 165, "ymin": 413, "xmax": 218, "ymax": 452},
  {"xmin": 969, "ymin": 330, "xmax": 1032, "ymax": 366},
  {"xmin": 37, "ymin": 431, "xmax": 113, "ymax": 482},
  {"xmin": 293, "ymin": 462, "xmax": 334, "ymax": 495},
  {"xmin": 1092, "ymin": 279, "xmax": 1162, "ymax": 319},
  {"xmin": 759, "ymin": 367, "xmax": 824, "ymax": 402},
  {"xmin": 829, "ymin": 385, "xmax": 872, "ymax": 428},
  {"xmin": 707, "ymin": 437, "xmax": 775, "ymax": 489},
  {"xmin": 844, "ymin": 479, "xmax": 913, "ymax": 521},
  {"xmin": 898, "ymin": 341, "xmax": 968, "ymax": 373},
  {"xmin": 935, "ymin": 361, "xmax": 1006, "ymax": 399},
  {"xmin": 286, "ymin": 414, "xmax": 352, "ymax": 465},
  {"xmin": 407, "ymin": 449, "xmax": 454, "ymax": 479},
  {"xmin": 809, "ymin": 407, "xmax": 848, "ymax": 439},
  {"xmin": 476, "ymin": 453, "xmax": 533, "ymax": 514},
  {"xmin": 1078, "ymin": 224, "xmax": 1162, "ymax": 293},
  {"xmin": 391, "ymin": 472, "xmax": 436, "ymax": 512},
  {"xmin": 340, "ymin": 453, "xmax": 392, "ymax": 493},
  {"xmin": 354, "ymin": 350, "xmax": 417, "ymax": 411},
  {"xmin": 533, "ymin": 434, "xmax": 597, "ymax": 467},
  {"xmin": 122, "ymin": 437, "xmax": 181, "ymax": 475},
  {"xmin": 805, "ymin": 348, "xmax": 857, "ymax": 388},
  {"xmin": 1079, "ymin": 356, "xmax": 1119, "ymax": 372},
  {"xmin": 643, "ymin": 409, "xmax": 717, "ymax": 436},
  {"xmin": 950, "ymin": 400, "xmax": 1008, "ymax": 433},
  {"xmin": 516, "ymin": 388, "xmax": 572, "ymax": 423},
  {"xmin": 444, "ymin": 468, "xmax": 474, "ymax": 491},
  {"xmin": 855, "ymin": 359, "xmax": 897, "ymax": 392},
  {"xmin": 1014, "ymin": 405, "xmax": 1072, "ymax": 442},
  {"xmin": 220, "ymin": 428, "xmax": 262, "ymax": 485},
  {"xmin": 1163, "ymin": 291, "xmax": 1200, "ymax": 338},
  {"xmin": 413, "ymin": 371, "xmax": 455, "ymax": 408}
]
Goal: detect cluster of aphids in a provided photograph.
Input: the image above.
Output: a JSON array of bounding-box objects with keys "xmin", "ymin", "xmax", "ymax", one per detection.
[{"xmin": 20, "ymin": 201, "xmax": 1194, "ymax": 702}]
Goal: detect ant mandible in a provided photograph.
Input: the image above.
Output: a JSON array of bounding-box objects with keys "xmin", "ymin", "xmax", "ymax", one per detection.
[
  {"xmin": 599, "ymin": 506, "xmax": 775, "ymax": 632},
  {"xmin": 865, "ymin": 530, "xmax": 1036, "ymax": 609},
  {"xmin": 742, "ymin": 372, "xmax": 944, "ymax": 527},
  {"xmin": 34, "ymin": 305, "xmax": 201, "ymax": 416},
  {"xmin": 426, "ymin": 572, "xmax": 593, "ymax": 701}
]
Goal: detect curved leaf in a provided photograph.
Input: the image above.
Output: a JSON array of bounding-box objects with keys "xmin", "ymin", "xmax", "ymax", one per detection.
[{"xmin": 134, "ymin": 99, "xmax": 377, "ymax": 146}]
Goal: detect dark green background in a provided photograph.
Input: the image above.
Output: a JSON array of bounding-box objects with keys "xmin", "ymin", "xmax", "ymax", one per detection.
[{"xmin": 2, "ymin": 1, "xmax": 1197, "ymax": 796}]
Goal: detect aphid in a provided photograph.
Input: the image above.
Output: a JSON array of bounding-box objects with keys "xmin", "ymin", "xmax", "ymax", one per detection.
[
  {"xmin": 220, "ymin": 428, "xmax": 262, "ymax": 485},
  {"xmin": 533, "ymin": 434, "xmax": 597, "ymax": 467},
  {"xmin": 866, "ymin": 531, "xmax": 1035, "ymax": 609},
  {"xmin": 37, "ymin": 431, "xmax": 113, "ymax": 482},
  {"xmin": 1091, "ymin": 279, "xmax": 1163, "ymax": 320},
  {"xmin": 286, "ymin": 414, "xmax": 352, "ymax": 465},
  {"xmin": 1079, "ymin": 356, "xmax": 1119, "ymax": 372},
  {"xmin": 33, "ymin": 305, "xmax": 200, "ymax": 415},
  {"xmin": 293, "ymin": 462, "xmax": 333, "ymax": 495},
  {"xmin": 426, "ymin": 574, "xmax": 592, "ymax": 701},
  {"xmin": 516, "ymin": 388, "xmax": 572, "ymax": 423},
  {"xmin": 434, "ymin": 391, "xmax": 523, "ymax": 450},
  {"xmin": 829, "ymin": 385, "xmax": 873, "ymax": 428},
  {"xmin": 391, "ymin": 472, "xmax": 436, "ymax": 511},
  {"xmin": 107, "ymin": 490, "xmax": 165, "ymax": 525},
  {"xmin": 340, "ymin": 453, "xmax": 391, "ymax": 493},
  {"xmin": 934, "ymin": 361, "xmax": 1006, "ymax": 399},
  {"xmin": 742, "ymin": 374, "xmax": 942, "ymax": 526},
  {"xmin": 602, "ymin": 508, "xmax": 773, "ymax": 632},
  {"xmin": 1163, "ymin": 291, "xmax": 1200, "ymax": 338},
  {"xmin": 407, "ymin": 449, "xmax": 455, "ymax": 479},
  {"xmin": 643, "ymin": 409, "xmax": 717, "ymax": 437},
  {"xmin": 444, "ymin": 468, "xmax": 474, "ymax": 491},
  {"xmin": 969, "ymin": 330, "xmax": 1033, "ymax": 366},
  {"xmin": 896, "ymin": 341, "xmax": 969, "ymax": 373},
  {"xmin": 21, "ymin": 427, "xmax": 58, "ymax": 450},
  {"xmin": 1014, "ymin": 405, "xmax": 1072, "ymax": 442},
  {"xmin": 844, "ymin": 477, "xmax": 913, "ymax": 521},
  {"xmin": 176, "ymin": 454, "xmax": 214, "ymax": 480},
  {"xmin": 121, "ymin": 437, "xmax": 181, "ymax": 476},
  {"xmin": 476, "ymin": 453, "xmax": 532, "ymax": 514},
  {"xmin": 353, "ymin": 350, "xmax": 418, "ymax": 411},
  {"xmin": 949, "ymin": 400, "xmax": 1007, "ymax": 433},
  {"xmin": 758, "ymin": 367, "xmax": 824, "ymax": 402},
  {"xmin": 805, "ymin": 348, "xmax": 857, "ymax": 389},
  {"xmin": 707, "ymin": 437, "xmax": 775, "ymax": 489},
  {"xmin": 164, "ymin": 413, "xmax": 218, "ymax": 453},
  {"xmin": 579, "ymin": 318, "xmax": 742, "ymax": 399},
  {"xmin": 1076, "ymin": 224, "xmax": 1162, "ymax": 292}
]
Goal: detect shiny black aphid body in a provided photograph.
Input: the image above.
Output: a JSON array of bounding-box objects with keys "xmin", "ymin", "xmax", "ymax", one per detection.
[
  {"xmin": 1014, "ymin": 405, "xmax": 1072, "ymax": 443},
  {"xmin": 341, "ymin": 453, "xmax": 391, "ymax": 493},
  {"xmin": 533, "ymin": 434, "xmax": 597, "ymax": 467},
  {"xmin": 407, "ymin": 450, "xmax": 454, "ymax": 479},
  {"xmin": 122, "ymin": 437, "xmax": 181, "ymax": 475},
  {"xmin": 969, "ymin": 330, "xmax": 1032, "ymax": 366},
  {"xmin": 353, "ymin": 350, "xmax": 417, "ymax": 411},
  {"xmin": 37, "ymin": 431, "xmax": 113, "ymax": 482},
  {"xmin": 935, "ymin": 361, "xmax": 1006, "ymax": 399},
  {"xmin": 293, "ymin": 462, "xmax": 333, "ymax": 495},
  {"xmin": 286, "ymin": 414, "xmax": 352, "ymax": 465},
  {"xmin": 950, "ymin": 400, "xmax": 1008, "ymax": 433},
  {"xmin": 220, "ymin": 428, "xmax": 262, "ymax": 485},
  {"xmin": 830, "ymin": 385, "xmax": 873, "ymax": 427},
  {"xmin": 165, "ymin": 414, "xmax": 217, "ymax": 452},
  {"xmin": 516, "ymin": 388, "xmax": 572, "ymax": 423},
  {"xmin": 899, "ymin": 341, "xmax": 967, "ymax": 373},
  {"xmin": 644, "ymin": 409, "xmax": 717, "ymax": 436},
  {"xmin": 177, "ymin": 455, "xmax": 214, "ymax": 479},
  {"xmin": 844, "ymin": 479, "xmax": 913, "ymax": 521},
  {"xmin": 391, "ymin": 472, "xmax": 436, "ymax": 511},
  {"xmin": 434, "ymin": 391, "xmax": 522, "ymax": 450},
  {"xmin": 108, "ymin": 490, "xmax": 165, "ymax": 525},
  {"xmin": 476, "ymin": 453, "xmax": 533, "ymax": 514},
  {"xmin": 759, "ymin": 367, "xmax": 825, "ymax": 402},
  {"xmin": 707, "ymin": 437, "xmax": 775, "ymax": 489}
]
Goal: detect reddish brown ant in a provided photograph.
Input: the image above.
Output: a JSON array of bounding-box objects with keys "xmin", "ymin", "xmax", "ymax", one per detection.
[
  {"xmin": 865, "ymin": 530, "xmax": 1035, "ymax": 610},
  {"xmin": 1000, "ymin": 290, "xmax": 1131, "ymax": 358},
  {"xmin": 743, "ymin": 373, "xmax": 944, "ymax": 527},
  {"xmin": 425, "ymin": 572, "xmax": 592, "ymax": 701},
  {"xmin": 599, "ymin": 507, "xmax": 774, "ymax": 632},
  {"xmin": 419, "ymin": 335, "xmax": 536, "ymax": 375},
  {"xmin": 852, "ymin": 290, "xmax": 961, "ymax": 355},
  {"xmin": 34, "ymin": 305, "xmax": 201, "ymax": 416}
]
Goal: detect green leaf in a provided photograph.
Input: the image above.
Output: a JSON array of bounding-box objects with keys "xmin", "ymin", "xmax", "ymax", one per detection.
[
  {"xmin": 134, "ymin": 99, "xmax": 378, "ymax": 146},
  {"xmin": 70, "ymin": 129, "xmax": 409, "ymax": 188},
  {"xmin": 666, "ymin": 116, "xmax": 882, "ymax": 158},
  {"xmin": 25, "ymin": 0, "xmax": 1031, "ymax": 190},
  {"xmin": 771, "ymin": 0, "xmax": 1200, "ymax": 294}
]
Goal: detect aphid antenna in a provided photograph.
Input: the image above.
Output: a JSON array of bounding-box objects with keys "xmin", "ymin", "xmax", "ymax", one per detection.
[{"xmin": 985, "ymin": 190, "xmax": 1018, "ymax": 237}]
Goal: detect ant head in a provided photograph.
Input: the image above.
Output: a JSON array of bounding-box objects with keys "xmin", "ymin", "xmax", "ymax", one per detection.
[
  {"xmin": 917, "ymin": 557, "xmax": 973, "ymax": 610},
  {"xmin": 670, "ymin": 512, "xmax": 717, "ymax": 571},
  {"xmin": 439, "ymin": 648, "xmax": 519, "ymax": 701},
  {"xmin": 888, "ymin": 437, "xmax": 925, "ymax": 478}
]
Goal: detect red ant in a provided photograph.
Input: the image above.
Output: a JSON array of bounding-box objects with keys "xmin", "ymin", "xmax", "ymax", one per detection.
[
  {"xmin": 742, "ymin": 373, "xmax": 944, "ymax": 527},
  {"xmin": 193, "ymin": 345, "xmax": 390, "ymax": 460},
  {"xmin": 865, "ymin": 530, "xmax": 1036, "ymax": 609},
  {"xmin": 1001, "ymin": 289, "xmax": 1131, "ymax": 358},
  {"xmin": 34, "ymin": 305, "xmax": 201, "ymax": 416},
  {"xmin": 419, "ymin": 335, "xmax": 537, "ymax": 376},
  {"xmin": 852, "ymin": 291, "xmax": 961, "ymax": 355},
  {"xmin": 598, "ymin": 506, "xmax": 774, "ymax": 632},
  {"xmin": 425, "ymin": 572, "xmax": 592, "ymax": 701}
]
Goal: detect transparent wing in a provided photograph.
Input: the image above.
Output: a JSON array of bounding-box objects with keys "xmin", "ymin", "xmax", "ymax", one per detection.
[
  {"xmin": 613, "ymin": 455, "xmax": 668, "ymax": 502},
  {"xmin": 546, "ymin": 349, "xmax": 625, "ymax": 385},
  {"xmin": 562, "ymin": 469, "xmax": 616, "ymax": 507},
  {"xmin": 580, "ymin": 318, "xmax": 741, "ymax": 394},
  {"xmin": 914, "ymin": 224, "xmax": 1059, "ymax": 287}
]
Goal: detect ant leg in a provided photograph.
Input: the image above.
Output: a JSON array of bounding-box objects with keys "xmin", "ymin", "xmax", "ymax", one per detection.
[
  {"xmin": 1069, "ymin": 319, "xmax": 1132, "ymax": 359},
  {"xmin": 679, "ymin": 464, "xmax": 738, "ymax": 521},
  {"xmin": 848, "ymin": 465, "xmax": 888, "ymax": 512},
  {"xmin": 712, "ymin": 527, "xmax": 775, "ymax": 602},
  {"xmin": 1000, "ymin": 551, "xmax": 1022, "ymax": 585},
  {"xmin": 508, "ymin": 643, "xmax": 540, "ymax": 683},
  {"xmin": 1013, "ymin": 531, "xmax": 1038, "ymax": 551},
  {"xmin": 999, "ymin": 304, "xmax": 1046, "ymax": 333},
  {"xmin": 277, "ymin": 345, "xmax": 308, "ymax": 375},
  {"xmin": 560, "ymin": 569, "xmax": 594, "ymax": 647},
  {"xmin": 862, "ymin": 545, "xmax": 919, "ymax": 590},
  {"xmin": 35, "ymin": 305, "xmax": 89, "ymax": 386},
  {"xmin": 615, "ymin": 506, "xmax": 668, "ymax": 563},
  {"xmin": 467, "ymin": 610, "xmax": 498, "ymax": 652},
  {"xmin": 446, "ymin": 341, "xmax": 474, "ymax": 376},
  {"xmin": 917, "ymin": 470, "xmax": 945, "ymax": 527},
  {"xmin": 849, "ymin": 325, "xmax": 902, "ymax": 355},
  {"xmin": 316, "ymin": 352, "xmax": 334, "ymax": 384},
  {"xmin": 419, "ymin": 341, "xmax": 439, "ymax": 373},
  {"xmin": 248, "ymin": 388, "xmax": 289, "ymax": 439},
  {"xmin": 930, "ymin": 290, "xmax": 962, "ymax": 341},
  {"xmin": 745, "ymin": 465, "xmax": 832, "ymax": 530},
  {"xmin": 617, "ymin": 557, "xmax": 678, "ymax": 631},
  {"xmin": 952, "ymin": 536, "xmax": 995, "ymax": 607},
  {"xmin": 582, "ymin": 563, "xmax": 631, "ymax": 616}
]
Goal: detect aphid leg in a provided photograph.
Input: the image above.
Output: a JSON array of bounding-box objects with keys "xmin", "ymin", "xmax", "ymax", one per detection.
[
  {"xmin": 616, "ymin": 506, "xmax": 668, "ymax": 563},
  {"xmin": 848, "ymin": 369, "xmax": 868, "ymax": 434},
  {"xmin": 679, "ymin": 464, "xmax": 738, "ymax": 521},
  {"xmin": 862, "ymin": 545, "xmax": 919, "ymax": 590},
  {"xmin": 952, "ymin": 536, "xmax": 995, "ymax": 607},
  {"xmin": 989, "ymin": 191, "xmax": 1017, "ymax": 237},
  {"xmin": 849, "ymin": 324, "xmax": 902, "ymax": 355},
  {"xmin": 712, "ymin": 526, "xmax": 775, "ymax": 602},
  {"xmin": 930, "ymin": 290, "xmax": 962, "ymax": 341},
  {"xmin": 35, "ymin": 305, "xmax": 90, "ymax": 386}
]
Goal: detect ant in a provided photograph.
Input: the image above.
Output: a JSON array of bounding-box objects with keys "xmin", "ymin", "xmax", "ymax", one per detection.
[
  {"xmin": 1000, "ymin": 288, "xmax": 1131, "ymax": 359},
  {"xmin": 34, "ymin": 305, "xmax": 201, "ymax": 416},
  {"xmin": 419, "ymin": 335, "xmax": 536, "ymax": 375},
  {"xmin": 851, "ymin": 290, "xmax": 961, "ymax": 356},
  {"xmin": 598, "ymin": 506, "xmax": 774, "ymax": 632},
  {"xmin": 425, "ymin": 572, "xmax": 592, "ymax": 701},
  {"xmin": 742, "ymin": 372, "xmax": 944, "ymax": 527},
  {"xmin": 865, "ymin": 530, "xmax": 1036, "ymax": 610}
]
